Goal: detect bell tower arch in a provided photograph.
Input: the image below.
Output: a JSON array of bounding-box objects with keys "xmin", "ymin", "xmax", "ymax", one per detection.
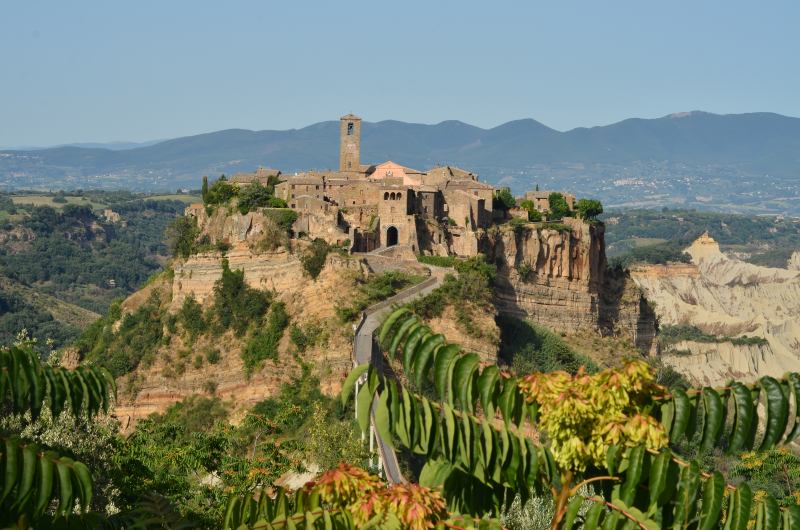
[{"xmin": 339, "ymin": 114, "xmax": 361, "ymax": 173}]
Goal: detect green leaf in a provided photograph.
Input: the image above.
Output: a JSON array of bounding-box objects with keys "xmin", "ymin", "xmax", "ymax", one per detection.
[
  {"xmin": 356, "ymin": 379, "xmax": 375, "ymax": 434},
  {"xmin": 404, "ymin": 329, "xmax": 430, "ymax": 375},
  {"xmin": 379, "ymin": 308, "xmax": 410, "ymax": 345},
  {"xmin": 784, "ymin": 373, "xmax": 800, "ymax": 444},
  {"xmin": 563, "ymin": 496, "xmax": 584, "ymax": 530},
  {"xmin": 340, "ymin": 364, "xmax": 369, "ymax": 406},
  {"xmin": 388, "ymin": 318, "xmax": 418, "ymax": 359},
  {"xmin": 729, "ymin": 382, "xmax": 756, "ymax": 453},
  {"xmin": 699, "ymin": 387, "xmax": 724, "ymax": 453},
  {"xmin": 669, "ymin": 388, "xmax": 692, "ymax": 444},
  {"xmin": 374, "ymin": 387, "xmax": 393, "ymax": 450},
  {"xmin": 620, "ymin": 446, "xmax": 644, "ymax": 505},
  {"xmin": 728, "ymin": 483, "xmax": 753, "ymax": 530},
  {"xmin": 434, "ymin": 344, "xmax": 459, "ymax": 402},
  {"xmin": 498, "ymin": 375, "xmax": 518, "ymax": 427},
  {"xmin": 413, "ymin": 335, "xmax": 444, "ymax": 388},
  {"xmin": 671, "ymin": 460, "xmax": 700, "ymax": 530},
  {"xmin": 55, "ymin": 458, "xmax": 74, "ymax": 516},
  {"xmin": 477, "ymin": 366, "xmax": 500, "ymax": 418},
  {"xmin": 759, "ymin": 376, "xmax": 789, "ymax": 449},
  {"xmin": 762, "ymin": 496, "xmax": 780, "ymax": 530},
  {"xmin": 647, "ymin": 450, "xmax": 671, "ymax": 511},
  {"xmin": 453, "ymin": 353, "xmax": 479, "ymax": 413},
  {"xmin": 419, "ymin": 459, "xmax": 454, "ymax": 488},
  {"xmin": 34, "ymin": 452, "xmax": 55, "ymax": 516},
  {"xmin": 698, "ymin": 471, "xmax": 725, "ymax": 530}
]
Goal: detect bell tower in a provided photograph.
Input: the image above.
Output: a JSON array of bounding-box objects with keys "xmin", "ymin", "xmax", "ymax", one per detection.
[{"xmin": 339, "ymin": 114, "xmax": 361, "ymax": 173}]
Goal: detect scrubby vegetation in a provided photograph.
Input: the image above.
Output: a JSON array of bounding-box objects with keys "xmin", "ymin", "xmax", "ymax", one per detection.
[
  {"xmin": 659, "ymin": 324, "xmax": 769, "ymax": 349},
  {"xmin": 336, "ymin": 270, "xmax": 426, "ymax": 322},
  {"xmin": 407, "ymin": 256, "xmax": 495, "ymax": 339},
  {"xmin": 241, "ymin": 301, "xmax": 289, "ymax": 374},
  {"xmin": 416, "ymin": 254, "xmax": 459, "ymax": 268},
  {"xmin": 300, "ymin": 238, "xmax": 331, "ymax": 279},
  {"xmin": 496, "ymin": 314, "xmax": 598, "ymax": 375}
]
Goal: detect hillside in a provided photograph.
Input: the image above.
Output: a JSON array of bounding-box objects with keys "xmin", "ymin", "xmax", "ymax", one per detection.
[
  {"xmin": 0, "ymin": 191, "xmax": 189, "ymax": 348},
  {"xmin": 3, "ymin": 112, "xmax": 800, "ymax": 214}
]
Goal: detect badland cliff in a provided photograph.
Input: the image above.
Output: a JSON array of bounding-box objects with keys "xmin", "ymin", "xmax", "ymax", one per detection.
[{"xmin": 631, "ymin": 233, "xmax": 800, "ymax": 386}]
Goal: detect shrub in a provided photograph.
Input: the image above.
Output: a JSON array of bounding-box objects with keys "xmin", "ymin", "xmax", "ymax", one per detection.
[
  {"xmin": 417, "ymin": 255, "xmax": 458, "ymax": 268},
  {"xmin": 211, "ymin": 259, "xmax": 272, "ymax": 334},
  {"xmin": 300, "ymin": 238, "xmax": 330, "ymax": 279},
  {"xmin": 165, "ymin": 216, "xmax": 200, "ymax": 259},
  {"xmin": 547, "ymin": 192, "xmax": 571, "ymax": 220},
  {"xmin": 178, "ymin": 296, "xmax": 205, "ymax": 340},
  {"xmin": 237, "ymin": 182, "xmax": 274, "ymax": 214},
  {"xmin": 517, "ymin": 262, "xmax": 533, "ymax": 281},
  {"xmin": 193, "ymin": 354, "xmax": 204, "ymax": 369},
  {"xmin": 575, "ymin": 198, "xmax": 603, "ymax": 220},
  {"xmin": 264, "ymin": 209, "xmax": 298, "ymax": 234},
  {"xmin": 493, "ymin": 187, "xmax": 516, "ymax": 210},
  {"xmin": 290, "ymin": 323, "xmax": 323, "ymax": 353},
  {"xmin": 204, "ymin": 175, "xmax": 238, "ymax": 206},
  {"xmin": 241, "ymin": 302, "xmax": 289, "ymax": 375},
  {"xmin": 205, "ymin": 347, "xmax": 221, "ymax": 364}
]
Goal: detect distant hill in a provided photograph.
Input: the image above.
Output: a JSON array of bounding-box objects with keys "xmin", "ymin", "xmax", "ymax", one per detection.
[{"xmin": 2, "ymin": 111, "xmax": 800, "ymax": 213}]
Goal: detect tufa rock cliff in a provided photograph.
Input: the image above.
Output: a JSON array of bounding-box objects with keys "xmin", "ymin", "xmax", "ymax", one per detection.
[{"xmin": 480, "ymin": 217, "xmax": 656, "ymax": 353}]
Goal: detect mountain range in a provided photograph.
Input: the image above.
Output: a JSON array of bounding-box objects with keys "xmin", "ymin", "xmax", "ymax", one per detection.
[{"xmin": 2, "ymin": 111, "xmax": 800, "ymax": 213}]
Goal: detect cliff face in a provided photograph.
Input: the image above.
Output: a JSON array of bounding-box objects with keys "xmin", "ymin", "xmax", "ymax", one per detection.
[
  {"xmin": 480, "ymin": 218, "xmax": 655, "ymax": 353},
  {"xmin": 631, "ymin": 236, "xmax": 800, "ymax": 385}
]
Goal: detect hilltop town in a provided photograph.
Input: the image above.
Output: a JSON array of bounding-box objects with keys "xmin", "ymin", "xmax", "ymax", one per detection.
[{"xmin": 192, "ymin": 113, "xmax": 578, "ymax": 257}]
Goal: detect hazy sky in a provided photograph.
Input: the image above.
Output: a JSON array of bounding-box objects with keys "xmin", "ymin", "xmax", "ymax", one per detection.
[{"xmin": 2, "ymin": 0, "xmax": 799, "ymax": 147}]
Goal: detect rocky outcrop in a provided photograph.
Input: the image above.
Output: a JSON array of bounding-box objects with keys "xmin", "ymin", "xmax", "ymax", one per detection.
[
  {"xmin": 632, "ymin": 234, "xmax": 800, "ymax": 385},
  {"xmin": 480, "ymin": 218, "xmax": 655, "ymax": 353}
]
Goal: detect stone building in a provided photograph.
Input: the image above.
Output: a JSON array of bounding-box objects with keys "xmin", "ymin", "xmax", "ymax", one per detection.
[{"xmin": 523, "ymin": 191, "xmax": 576, "ymax": 213}]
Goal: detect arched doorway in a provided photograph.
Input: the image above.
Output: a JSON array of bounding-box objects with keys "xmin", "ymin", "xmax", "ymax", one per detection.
[{"xmin": 386, "ymin": 226, "xmax": 398, "ymax": 247}]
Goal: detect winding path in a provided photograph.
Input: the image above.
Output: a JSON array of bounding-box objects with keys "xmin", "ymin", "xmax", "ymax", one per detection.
[{"xmin": 351, "ymin": 262, "xmax": 447, "ymax": 483}]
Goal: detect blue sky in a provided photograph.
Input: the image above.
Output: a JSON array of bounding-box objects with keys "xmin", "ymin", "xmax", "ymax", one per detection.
[{"xmin": 1, "ymin": 0, "xmax": 798, "ymax": 147}]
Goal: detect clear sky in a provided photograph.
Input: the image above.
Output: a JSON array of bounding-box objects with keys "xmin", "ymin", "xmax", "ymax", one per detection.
[{"xmin": 2, "ymin": 0, "xmax": 799, "ymax": 147}]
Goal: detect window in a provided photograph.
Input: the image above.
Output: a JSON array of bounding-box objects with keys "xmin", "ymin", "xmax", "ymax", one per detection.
[
  {"xmin": 347, "ymin": 122, "xmax": 354, "ymax": 135},
  {"xmin": 347, "ymin": 162, "xmax": 351, "ymax": 169},
  {"xmin": 384, "ymin": 192, "xmax": 389, "ymax": 200},
  {"xmin": 397, "ymin": 193, "xmax": 402, "ymax": 200}
]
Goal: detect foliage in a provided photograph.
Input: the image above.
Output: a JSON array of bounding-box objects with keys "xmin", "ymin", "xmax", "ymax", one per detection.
[
  {"xmin": 223, "ymin": 463, "xmax": 494, "ymax": 530},
  {"xmin": 178, "ymin": 295, "xmax": 205, "ymax": 341},
  {"xmin": 300, "ymin": 238, "xmax": 331, "ymax": 279},
  {"xmin": 0, "ymin": 345, "xmax": 114, "ymax": 527},
  {"xmin": 408, "ymin": 256, "xmax": 495, "ymax": 323},
  {"xmin": 0, "ymin": 199, "xmax": 185, "ymax": 314},
  {"xmin": 264, "ymin": 208, "xmax": 298, "ymax": 234},
  {"xmin": 728, "ymin": 449, "xmax": 800, "ymax": 506},
  {"xmin": 602, "ymin": 208, "xmax": 800, "ymax": 266},
  {"xmin": 81, "ymin": 290, "xmax": 166, "ymax": 378},
  {"xmin": 211, "ymin": 259, "xmax": 272, "ymax": 335},
  {"xmin": 497, "ymin": 315, "xmax": 598, "ymax": 376},
  {"xmin": 0, "ymin": 289, "xmax": 81, "ymax": 351},
  {"xmin": 548, "ymin": 192, "xmax": 572, "ymax": 220},
  {"xmin": 241, "ymin": 301, "xmax": 289, "ymax": 374},
  {"xmin": 658, "ymin": 324, "xmax": 768, "ymax": 348},
  {"xmin": 609, "ymin": 241, "xmax": 692, "ymax": 269},
  {"xmin": 575, "ymin": 198, "xmax": 603, "ymax": 220},
  {"xmin": 237, "ymin": 182, "xmax": 287, "ymax": 214},
  {"xmin": 520, "ymin": 199, "xmax": 543, "ymax": 222},
  {"xmin": 203, "ymin": 175, "xmax": 238, "ymax": 206},
  {"xmin": 165, "ymin": 215, "xmax": 201, "ymax": 259},
  {"xmin": 336, "ymin": 271, "xmax": 424, "ymax": 322},
  {"xmin": 494, "ymin": 187, "xmax": 516, "ymax": 210},
  {"xmin": 289, "ymin": 323, "xmax": 324, "ymax": 353},
  {"xmin": 416, "ymin": 254, "xmax": 458, "ymax": 268},
  {"xmin": 348, "ymin": 307, "xmax": 800, "ymax": 529}
]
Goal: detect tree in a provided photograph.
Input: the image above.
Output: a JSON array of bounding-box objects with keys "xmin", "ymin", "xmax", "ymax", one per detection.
[
  {"xmin": 494, "ymin": 187, "xmax": 516, "ymax": 210},
  {"xmin": 165, "ymin": 215, "xmax": 199, "ymax": 259},
  {"xmin": 0, "ymin": 346, "xmax": 115, "ymax": 527},
  {"xmin": 575, "ymin": 198, "xmax": 603, "ymax": 221},
  {"xmin": 201, "ymin": 176, "xmax": 209, "ymax": 203},
  {"xmin": 520, "ymin": 199, "xmax": 543, "ymax": 222},
  {"xmin": 319, "ymin": 307, "xmax": 800, "ymax": 530},
  {"xmin": 548, "ymin": 192, "xmax": 571, "ymax": 220}
]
